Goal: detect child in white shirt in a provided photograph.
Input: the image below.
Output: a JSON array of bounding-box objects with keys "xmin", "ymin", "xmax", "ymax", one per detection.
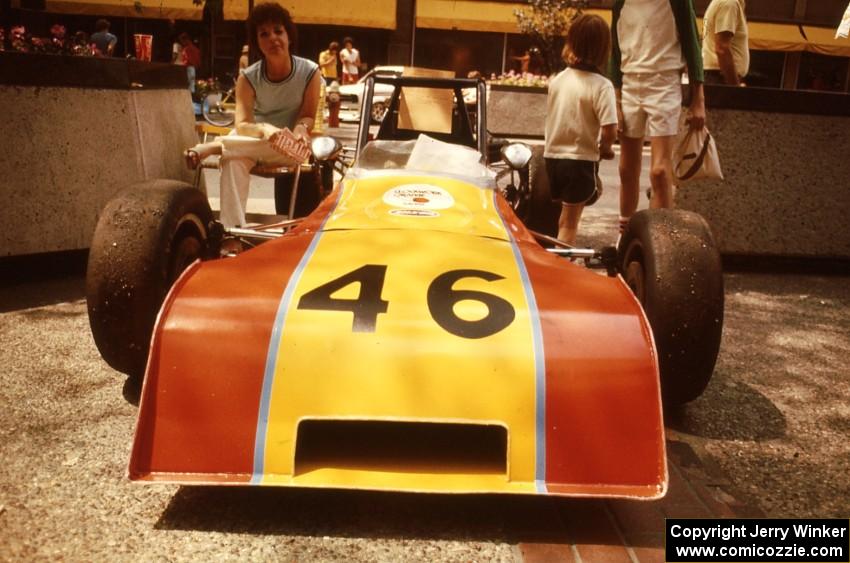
[{"xmin": 544, "ymin": 14, "xmax": 618, "ymax": 245}]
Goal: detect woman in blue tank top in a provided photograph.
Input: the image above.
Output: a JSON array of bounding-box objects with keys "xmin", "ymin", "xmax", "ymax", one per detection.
[{"xmin": 185, "ymin": 3, "xmax": 321, "ymax": 233}]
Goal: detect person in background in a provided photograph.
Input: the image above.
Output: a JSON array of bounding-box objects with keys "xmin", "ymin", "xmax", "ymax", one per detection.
[
  {"xmin": 544, "ymin": 14, "xmax": 617, "ymax": 245},
  {"xmin": 512, "ymin": 49, "xmax": 531, "ymax": 74},
  {"xmin": 178, "ymin": 32, "xmax": 201, "ymax": 92},
  {"xmin": 183, "ymin": 2, "xmax": 320, "ymax": 240},
  {"xmin": 239, "ymin": 44, "xmax": 250, "ymax": 71},
  {"xmin": 171, "ymin": 33, "xmax": 183, "ymax": 64},
  {"xmin": 339, "ymin": 37, "xmax": 360, "ymax": 84},
  {"xmin": 610, "ymin": 0, "xmax": 705, "ymax": 235},
  {"xmin": 318, "ymin": 41, "xmax": 339, "ymax": 85},
  {"xmin": 91, "ymin": 19, "xmax": 117, "ymax": 57},
  {"xmin": 702, "ymin": 0, "xmax": 749, "ymax": 85}
]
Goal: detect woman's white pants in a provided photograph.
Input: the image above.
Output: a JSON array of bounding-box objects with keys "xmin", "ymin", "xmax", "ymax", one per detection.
[{"xmin": 218, "ymin": 135, "xmax": 294, "ymax": 228}]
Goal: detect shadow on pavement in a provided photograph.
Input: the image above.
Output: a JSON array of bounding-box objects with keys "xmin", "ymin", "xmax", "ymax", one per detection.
[
  {"xmin": 155, "ymin": 486, "xmax": 577, "ymax": 544},
  {"xmin": 0, "ymin": 250, "xmax": 87, "ymax": 312},
  {"xmin": 122, "ymin": 377, "xmax": 142, "ymax": 407},
  {"xmin": 665, "ymin": 373, "xmax": 787, "ymax": 441}
]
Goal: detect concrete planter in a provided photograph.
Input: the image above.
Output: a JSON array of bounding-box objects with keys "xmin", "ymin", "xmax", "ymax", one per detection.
[
  {"xmin": 1, "ymin": 53, "xmax": 197, "ymax": 257},
  {"xmin": 483, "ymin": 80, "xmax": 850, "ymax": 259}
]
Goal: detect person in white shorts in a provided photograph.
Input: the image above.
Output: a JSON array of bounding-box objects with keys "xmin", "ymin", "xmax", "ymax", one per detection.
[{"xmin": 610, "ymin": 0, "xmax": 706, "ymax": 234}]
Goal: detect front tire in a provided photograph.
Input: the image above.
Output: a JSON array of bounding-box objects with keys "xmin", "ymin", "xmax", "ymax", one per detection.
[
  {"xmin": 618, "ymin": 209, "xmax": 724, "ymax": 406},
  {"xmin": 86, "ymin": 181, "xmax": 213, "ymax": 382}
]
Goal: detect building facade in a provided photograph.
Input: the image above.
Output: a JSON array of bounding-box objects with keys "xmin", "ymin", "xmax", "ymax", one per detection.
[{"xmin": 3, "ymin": 0, "xmax": 849, "ymax": 92}]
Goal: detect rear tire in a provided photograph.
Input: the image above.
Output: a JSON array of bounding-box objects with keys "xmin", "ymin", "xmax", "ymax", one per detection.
[
  {"xmin": 618, "ymin": 209, "xmax": 724, "ymax": 406},
  {"xmin": 86, "ymin": 181, "xmax": 213, "ymax": 382},
  {"xmin": 524, "ymin": 147, "xmax": 561, "ymax": 237}
]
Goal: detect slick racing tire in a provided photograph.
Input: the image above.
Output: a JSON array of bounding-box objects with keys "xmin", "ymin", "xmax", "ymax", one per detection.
[
  {"xmin": 87, "ymin": 181, "xmax": 214, "ymax": 382},
  {"xmin": 618, "ymin": 209, "xmax": 724, "ymax": 406},
  {"xmin": 274, "ymin": 168, "xmax": 323, "ymax": 218},
  {"xmin": 525, "ymin": 147, "xmax": 561, "ymax": 238}
]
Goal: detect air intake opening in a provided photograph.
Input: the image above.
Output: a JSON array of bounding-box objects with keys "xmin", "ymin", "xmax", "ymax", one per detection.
[{"xmin": 294, "ymin": 420, "xmax": 507, "ymax": 476}]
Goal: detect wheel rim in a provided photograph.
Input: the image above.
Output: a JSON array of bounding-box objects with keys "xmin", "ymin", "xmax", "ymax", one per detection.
[
  {"xmin": 169, "ymin": 234, "xmax": 202, "ymax": 282},
  {"xmin": 203, "ymin": 93, "xmax": 234, "ymax": 126},
  {"xmin": 623, "ymin": 242, "xmax": 646, "ymax": 303},
  {"xmin": 371, "ymin": 102, "xmax": 386, "ymax": 123},
  {"xmin": 168, "ymin": 215, "xmax": 207, "ymax": 282}
]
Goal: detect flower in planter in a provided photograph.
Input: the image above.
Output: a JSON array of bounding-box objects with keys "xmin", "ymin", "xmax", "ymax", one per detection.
[
  {"xmin": 71, "ymin": 31, "xmax": 95, "ymax": 56},
  {"xmin": 47, "ymin": 24, "xmax": 70, "ymax": 54},
  {"xmin": 11, "ymin": 26, "xmax": 29, "ymax": 52},
  {"xmin": 489, "ymin": 71, "xmax": 550, "ymax": 88},
  {"xmin": 193, "ymin": 77, "xmax": 223, "ymax": 102}
]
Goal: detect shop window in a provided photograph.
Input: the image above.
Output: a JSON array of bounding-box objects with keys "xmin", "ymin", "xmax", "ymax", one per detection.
[
  {"xmin": 796, "ymin": 51, "xmax": 850, "ymax": 92},
  {"xmin": 413, "ymin": 28, "xmax": 504, "ymax": 78},
  {"xmin": 745, "ymin": 50, "xmax": 785, "ymax": 88}
]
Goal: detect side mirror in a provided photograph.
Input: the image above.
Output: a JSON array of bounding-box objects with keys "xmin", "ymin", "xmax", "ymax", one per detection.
[
  {"xmin": 500, "ymin": 143, "xmax": 533, "ymax": 170},
  {"xmin": 311, "ymin": 136, "xmax": 342, "ymax": 162}
]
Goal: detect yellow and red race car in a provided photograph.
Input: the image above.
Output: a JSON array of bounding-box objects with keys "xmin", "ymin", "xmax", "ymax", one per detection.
[{"xmin": 87, "ymin": 76, "xmax": 723, "ymax": 499}]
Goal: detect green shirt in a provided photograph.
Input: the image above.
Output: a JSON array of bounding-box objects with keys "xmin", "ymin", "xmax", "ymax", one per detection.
[{"xmin": 609, "ymin": 0, "xmax": 704, "ymax": 89}]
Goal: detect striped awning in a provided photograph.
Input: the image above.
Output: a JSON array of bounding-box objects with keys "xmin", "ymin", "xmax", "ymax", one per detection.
[
  {"xmin": 415, "ymin": 0, "xmax": 850, "ymax": 57},
  {"xmin": 15, "ymin": 0, "xmax": 205, "ymax": 20},
  {"xmin": 12, "ymin": 0, "xmax": 395, "ymax": 27},
  {"xmin": 222, "ymin": 0, "xmax": 396, "ymax": 29},
  {"xmin": 746, "ymin": 22, "xmax": 850, "ymax": 56}
]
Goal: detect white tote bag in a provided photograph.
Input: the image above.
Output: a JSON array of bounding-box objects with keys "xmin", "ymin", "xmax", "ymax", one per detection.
[{"xmin": 673, "ymin": 124, "xmax": 724, "ymax": 184}]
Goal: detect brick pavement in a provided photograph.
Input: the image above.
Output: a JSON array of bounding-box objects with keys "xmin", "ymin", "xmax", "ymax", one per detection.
[{"xmin": 517, "ymin": 439, "xmax": 764, "ymax": 562}]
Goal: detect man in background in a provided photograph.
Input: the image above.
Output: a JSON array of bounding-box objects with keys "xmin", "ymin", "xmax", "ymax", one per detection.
[
  {"xmin": 702, "ymin": 0, "xmax": 749, "ymax": 85},
  {"xmin": 318, "ymin": 41, "xmax": 339, "ymax": 85},
  {"xmin": 339, "ymin": 37, "xmax": 360, "ymax": 84},
  {"xmin": 177, "ymin": 33, "xmax": 201, "ymax": 93},
  {"xmin": 91, "ymin": 19, "xmax": 117, "ymax": 57}
]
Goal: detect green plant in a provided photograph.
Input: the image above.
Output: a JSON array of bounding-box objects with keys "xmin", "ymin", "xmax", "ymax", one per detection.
[{"xmin": 513, "ymin": 0, "xmax": 587, "ymax": 75}]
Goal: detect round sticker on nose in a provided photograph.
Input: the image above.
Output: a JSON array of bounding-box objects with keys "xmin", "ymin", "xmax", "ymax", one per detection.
[{"xmin": 383, "ymin": 184, "xmax": 454, "ymax": 210}]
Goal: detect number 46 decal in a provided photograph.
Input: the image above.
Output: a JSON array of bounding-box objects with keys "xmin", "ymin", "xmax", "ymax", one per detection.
[{"xmin": 297, "ymin": 264, "xmax": 516, "ymax": 339}]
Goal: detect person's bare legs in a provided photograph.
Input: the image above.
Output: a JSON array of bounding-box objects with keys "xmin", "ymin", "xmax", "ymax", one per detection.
[
  {"xmin": 618, "ymin": 135, "xmax": 644, "ymax": 233},
  {"xmin": 557, "ymin": 203, "xmax": 584, "ymax": 246},
  {"xmin": 648, "ymin": 135, "xmax": 677, "ymax": 209}
]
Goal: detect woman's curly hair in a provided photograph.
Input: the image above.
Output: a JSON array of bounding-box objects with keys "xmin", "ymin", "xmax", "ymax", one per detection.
[{"xmin": 247, "ymin": 2, "xmax": 298, "ymax": 57}]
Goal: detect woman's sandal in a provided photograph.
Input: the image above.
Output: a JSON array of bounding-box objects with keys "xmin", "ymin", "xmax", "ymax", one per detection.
[{"xmin": 184, "ymin": 149, "xmax": 201, "ymax": 170}]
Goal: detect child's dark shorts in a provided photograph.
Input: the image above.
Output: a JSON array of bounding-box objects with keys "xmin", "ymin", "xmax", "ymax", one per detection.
[{"xmin": 545, "ymin": 158, "xmax": 598, "ymax": 205}]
